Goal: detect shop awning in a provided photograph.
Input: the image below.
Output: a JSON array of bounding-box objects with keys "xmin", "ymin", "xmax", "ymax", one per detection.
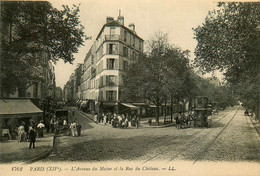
[
  {"xmin": 0, "ymin": 99, "xmax": 43, "ymax": 118},
  {"xmin": 121, "ymin": 103, "xmax": 139, "ymax": 109},
  {"xmin": 80, "ymin": 100, "xmax": 89, "ymax": 107},
  {"xmin": 132, "ymin": 103, "xmax": 147, "ymax": 106},
  {"xmin": 149, "ymin": 104, "xmax": 157, "ymax": 108},
  {"xmin": 102, "ymin": 102, "xmax": 117, "ymax": 106}
]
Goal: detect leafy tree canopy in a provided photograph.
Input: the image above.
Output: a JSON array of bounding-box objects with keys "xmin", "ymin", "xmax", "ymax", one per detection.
[
  {"xmin": 193, "ymin": 2, "xmax": 260, "ymax": 113},
  {"xmin": 122, "ymin": 32, "xmax": 192, "ymax": 124},
  {"xmin": 1, "ymin": 1, "xmax": 88, "ymax": 95}
]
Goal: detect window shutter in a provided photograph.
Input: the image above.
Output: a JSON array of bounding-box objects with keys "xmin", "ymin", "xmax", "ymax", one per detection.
[
  {"xmin": 107, "ymin": 58, "xmax": 109, "ymax": 69},
  {"xmin": 106, "ymin": 75, "xmax": 109, "ymax": 86},
  {"xmin": 115, "ymin": 76, "xmax": 118, "ymax": 86},
  {"xmin": 115, "ymin": 59, "xmax": 118, "ymax": 69},
  {"xmin": 115, "ymin": 44, "xmax": 118, "ymax": 54},
  {"xmin": 119, "ymin": 59, "xmax": 123, "ymax": 70},
  {"xmin": 107, "ymin": 44, "xmax": 109, "ymax": 54},
  {"xmin": 103, "ymin": 76, "xmax": 106, "ymax": 86}
]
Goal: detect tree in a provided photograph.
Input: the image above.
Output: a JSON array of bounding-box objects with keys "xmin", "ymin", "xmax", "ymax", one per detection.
[
  {"xmin": 193, "ymin": 2, "xmax": 260, "ymax": 119},
  {"xmin": 123, "ymin": 32, "xmax": 192, "ymax": 125},
  {"xmin": 0, "ymin": 1, "xmax": 88, "ymax": 96}
]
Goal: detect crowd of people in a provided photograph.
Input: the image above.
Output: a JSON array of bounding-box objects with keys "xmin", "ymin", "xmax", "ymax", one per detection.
[
  {"xmin": 16, "ymin": 111, "xmax": 83, "ymax": 149},
  {"xmin": 93, "ymin": 113, "xmax": 140, "ymax": 129}
]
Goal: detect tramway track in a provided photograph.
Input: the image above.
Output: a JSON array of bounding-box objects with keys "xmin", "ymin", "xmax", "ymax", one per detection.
[
  {"xmin": 192, "ymin": 107, "xmax": 239, "ymax": 164},
  {"xmin": 141, "ymin": 107, "xmax": 238, "ymax": 163}
]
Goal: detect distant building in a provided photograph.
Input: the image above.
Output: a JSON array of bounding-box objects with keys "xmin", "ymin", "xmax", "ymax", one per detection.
[
  {"xmin": 80, "ymin": 14, "xmax": 144, "ymax": 113},
  {"xmin": 63, "ymin": 64, "xmax": 83, "ymax": 106},
  {"xmin": 55, "ymin": 87, "xmax": 63, "ymax": 102}
]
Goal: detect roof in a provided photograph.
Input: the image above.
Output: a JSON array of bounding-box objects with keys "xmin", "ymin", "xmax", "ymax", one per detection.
[
  {"xmin": 96, "ymin": 20, "xmax": 144, "ymax": 41},
  {"xmin": 0, "ymin": 99, "xmax": 43, "ymax": 118}
]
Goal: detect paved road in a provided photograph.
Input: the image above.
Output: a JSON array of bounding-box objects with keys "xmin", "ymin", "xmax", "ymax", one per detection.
[{"xmin": 41, "ymin": 106, "xmax": 260, "ymax": 163}]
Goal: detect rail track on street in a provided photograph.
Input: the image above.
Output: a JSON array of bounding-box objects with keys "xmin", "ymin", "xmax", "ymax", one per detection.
[
  {"xmin": 141, "ymin": 107, "xmax": 239, "ymax": 163},
  {"xmin": 191, "ymin": 107, "xmax": 239, "ymax": 163}
]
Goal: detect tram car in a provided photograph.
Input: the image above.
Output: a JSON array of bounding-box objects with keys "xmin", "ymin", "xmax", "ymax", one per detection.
[{"xmin": 193, "ymin": 96, "xmax": 212, "ymax": 128}]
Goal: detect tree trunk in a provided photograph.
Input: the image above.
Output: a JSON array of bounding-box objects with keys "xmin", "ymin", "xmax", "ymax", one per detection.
[
  {"xmin": 164, "ymin": 98, "xmax": 167, "ymax": 123},
  {"xmin": 156, "ymin": 105, "xmax": 160, "ymax": 126},
  {"xmin": 170, "ymin": 95, "xmax": 173, "ymax": 122},
  {"xmin": 256, "ymin": 98, "xmax": 260, "ymax": 121},
  {"xmin": 18, "ymin": 86, "xmax": 26, "ymax": 97}
]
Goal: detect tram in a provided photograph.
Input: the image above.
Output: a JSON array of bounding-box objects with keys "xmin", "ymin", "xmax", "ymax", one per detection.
[{"xmin": 193, "ymin": 96, "xmax": 212, "ymax": 128}]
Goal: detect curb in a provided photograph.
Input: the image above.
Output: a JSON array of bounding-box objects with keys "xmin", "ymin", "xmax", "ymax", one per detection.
[
  {"xmin": 77, "ymin": 110, "xmax": 95, "ymax": 122},
  {"xmin": 23, "ymin": 135, "xmax": 55, "ymax": 164},
  {"xmin": 249, "ymin": 116, "xmax": 260, "ymax": 137},
  {"xmin": 141, "ymin": 123, "xmax": 176, "ymax": 128}
]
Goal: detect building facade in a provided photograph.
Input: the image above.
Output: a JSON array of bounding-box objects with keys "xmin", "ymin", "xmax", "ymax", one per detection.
[
  {"xmin": 63, "ymin": 64, "xmax": 83, "ymax": 106},
  {"xmin": 80, "ymin": 15, "xmax": 144, "ymax": 113}
]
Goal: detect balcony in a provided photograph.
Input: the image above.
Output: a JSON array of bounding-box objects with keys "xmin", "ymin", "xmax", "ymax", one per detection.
[{"xmin": 105, "ymin": 35, "xmax": 120, "ymax": 41}]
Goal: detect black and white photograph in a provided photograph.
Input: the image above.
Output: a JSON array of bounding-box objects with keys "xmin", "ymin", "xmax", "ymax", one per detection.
[{"xmin": 0, "ymin": 0, "xmax": 259, "ymax": 175}]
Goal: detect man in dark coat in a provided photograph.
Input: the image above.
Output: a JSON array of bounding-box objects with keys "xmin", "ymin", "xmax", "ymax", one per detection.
[{"xmin": 29, "ymin": 127, "xmax": 36, "ymax": 149}]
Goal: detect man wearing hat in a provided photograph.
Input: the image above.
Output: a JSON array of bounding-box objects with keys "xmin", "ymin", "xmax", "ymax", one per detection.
[{"xmin": 29, "ymin": 127, "xmax": 36, "ymax": 149}]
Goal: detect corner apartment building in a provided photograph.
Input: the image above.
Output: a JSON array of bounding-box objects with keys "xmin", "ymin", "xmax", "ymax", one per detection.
[{"xmin": 80, "ymin": 15, "xmax": 144, "ymax": 113}]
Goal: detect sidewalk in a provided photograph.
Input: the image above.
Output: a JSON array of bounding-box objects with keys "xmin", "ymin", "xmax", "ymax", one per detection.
[
  {"xmin": 249, "ymin": 117, "xmax": 260, "ymax": 137},
  {"xmin": 0, "ymin": 133, "xmax": 54, "ymax": 164},
  {"xmin": 77, "ymin": 110, "xmax": 176, "ymax": 128}
]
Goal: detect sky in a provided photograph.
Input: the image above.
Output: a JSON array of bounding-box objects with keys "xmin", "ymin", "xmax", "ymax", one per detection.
[{"xmin": 49, "ymin": 0, "xmax": 218, "ymax": 88}]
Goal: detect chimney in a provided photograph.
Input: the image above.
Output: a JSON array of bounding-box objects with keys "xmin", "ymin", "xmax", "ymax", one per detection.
[
  {"xmin": 117, "ymin": 9, "xmax": 124, "ymax": 25},
  {"xmin": 106, "ymin": 16, "xmax": 114, "ymax": 23},
  {"xmin": 128, "ymin": 23, "xmax": 135, "ymax": 31}
]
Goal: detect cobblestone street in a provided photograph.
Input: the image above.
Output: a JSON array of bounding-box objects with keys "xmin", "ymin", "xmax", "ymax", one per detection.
[{"xmin": 42, "ymin": 106, "xmax": 260, "ymax": 163}]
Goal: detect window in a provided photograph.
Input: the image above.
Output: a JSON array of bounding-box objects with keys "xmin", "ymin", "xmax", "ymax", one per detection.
[
  {"xmin": 110, "ymin": 27, "xmax": 116, "ymax": 34},
  {"xmin": 123, "ymin": 61, "xmax": 128, "ymax": 70},
  {"xmin": 100, "ymin": 76, "xmax": 103, "ymax": 87},
  {"xmin": 100, "ymin": 91, "xmax": 103, "ymax": 100},
  {"xmin": 107, "ymin": 75, "xmax": 116, "ymax": 86},
  {"xmin": 106, "ymin": 91, "xmax": 116, "ymax": 101},
  {"xmin": 132, "ymin": 51, "xmax": 136, "ymax": 59},
  {"xmin": 123, "ymin": 47, "xmax": 128, "ymax": 57},
  {"xmin": 139, "ymin": 40, "xmax": 142, "ymax": 50},
  {"xmin": 107, "ymin": 58, "xmax": 115, "ymax": 69},
  {"xmin": 124, "ymin": 31, "xmax": 127, "ymax": 42},
  {"xmin": 133, "ymin": 37, "xmax": 135, "ymax": 47},
  {"xmin": 91, "ymin": 55, "xmax": 94, "ymax": 64},
  {"xmin": 108, "ymin": 44, "xmax": 118, "ymax": 54}
]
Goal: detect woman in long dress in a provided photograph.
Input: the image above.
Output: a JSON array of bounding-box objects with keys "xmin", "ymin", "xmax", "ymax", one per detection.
[{"xmin": 17, "ymin": 125, "xmax": 25, "ymax": 142}]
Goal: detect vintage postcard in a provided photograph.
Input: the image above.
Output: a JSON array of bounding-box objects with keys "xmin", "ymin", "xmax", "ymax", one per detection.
[{"xmin": 0, "ymin": 0, "xmax": 259, "ymax": 175}]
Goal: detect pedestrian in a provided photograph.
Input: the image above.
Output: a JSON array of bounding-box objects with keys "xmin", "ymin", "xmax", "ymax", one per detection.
[
  {"xmin": 94, "ymin": 113, "xmax": 98, "ymax": 123},
  {"xmin": 63, "ymin": 119, "xmax": 67, "ymax": 126},
  {"xmin": 37, "ymin": 121, "xmax": 45, "ymax": 138},
  {"xmin": 76, "ymin": 122, "xmax": 82, "ymax": 136},
  {"xmin": 50, "ymin": 116, "xmax": 55, "ymax": 133},
  {"xmin": 136, "ymin": 115, "xmax": 140, "ymax": 129},
  {"xmin": 17, "ymin": 123, "xmax": 26, "ymax": 142},
  {"xmin": 29, "ymin": 127, "xmax": 36, "ymax": 149},
  {"xmin": 125, "ymin": 117, "xmax": 128, "ymax": 128},
  {"xmin": 104, "ymin": 113, "xmax": 107, "ymax": 125},
  {"xmin": 176, "ymin": 112, "xmax": 181, "ymax": 129},
  {"xmin": 118, "ymin": 114, "xmax": 122, "ymax": 128},
  {"xmin": 70, "ymin": 121, "xmax": 77, "ymax": 137}
]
